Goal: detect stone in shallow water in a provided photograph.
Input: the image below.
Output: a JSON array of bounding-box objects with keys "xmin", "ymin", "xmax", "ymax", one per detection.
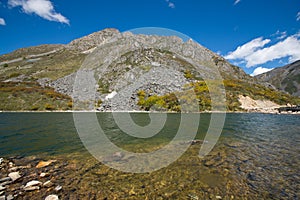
[
  {"xmin": 24, "ymin": 181, "xmax": 42, "ymax": 189},
  {"xmin": 0, "ymin": 186, "xmax": 5, "ymax": 191},
  {"xmin": 0, "ymin": 181, "xmax": 12, "ymax": 187},
  {"xmin": 24, "ymin": 186, "xmax": 40, "ymax": 191},
  {"xmin": 8, "ymin": 172, "xmax": 21, "ymax": 182},
  {"xmin": 40, "ymin": 172, "xmax": 48, "ymax": 178},
  {"xmin": 36, "ymin": 160, "xmax": 57, "ymax": 168},
  {"xmin": 7, "ymin": 194, "xmax": 14, "ymax": 200},
  {"xmin": 43, "ymin": 180, "xmax": 54, "ymax": 188},
  {"xmin": 0, "ymin": 177, "xmax": 10, "ymax": 183},
  {"xmin": 55, "ymin": 185, "xmax": 62, "ymax": 192},
  {"xmin": 45, "ymin": 195, "xmax": 59, "ymax": 200}
]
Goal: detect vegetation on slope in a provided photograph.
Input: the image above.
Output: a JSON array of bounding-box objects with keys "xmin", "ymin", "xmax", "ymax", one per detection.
[
  {"xmin": 0, "ymin": 82, "xmax": 72, "ymax": 111},
  {"xmin": 137, "ymin": 80, "xmax": 300, "ymax": 112}
]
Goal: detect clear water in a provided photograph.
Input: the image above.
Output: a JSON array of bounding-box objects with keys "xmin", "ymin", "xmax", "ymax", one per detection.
[{"xmin": 0, "ymin": 113, "xmax": 299, "ymax": 199}]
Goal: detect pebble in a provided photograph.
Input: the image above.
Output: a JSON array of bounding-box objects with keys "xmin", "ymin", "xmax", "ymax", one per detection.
[
  {"xmin": 0, "ymin": 196, "xmax": 5, "ymax": 200},
  {"xmin": 0, "ymin": 181, "xmax": 12, "ymax": 187},
  {"xmin": 0, "ymin": 186, "xmax": 5, "ymax": 191},
  {"xmin": 25, "ymin": 180, "xmax": 42, "ymax": 188},
  {"xmin": 55, "ymin": 185, "xmax": 62, "ymax": 192},
  {"xmin": 0, "ymin": 177, "xmax": 11, "ymax": 183},
  {"xmin": 24, "ymin": 186, "xmax": 40, "ymax": 191},
  {"xmin": 216, "ymin": 196, "xmax": 222, "ymax": 199},
  {"xmin": 8, "ymin": 172, "xmax": 21, "ymax": 182},
  {"xmin": 45, "ymin": 195, "xmax": 59, "ymax": 200},
  {"xmin": 0, "ymin": 158, "xmax": 3, "ymax": 165},
  {"xmin": 8, "ymin": 162, "xmax": 14, "ymax": 168},
  {"xmin": 40, "ymin": 172, "xmax": 48, "ymax": 178},
  {"xmin": 7, "ymin": 194, "xmax": 14, "ymax": 200},
  {"xmin": 36, "ymin": 160, "xmax": 57, "ymax": 168},
  {"xmin": 0, "ymin": 192, "xmax": 3, "ymax": 196},
  {"xmin": 43, "ymin": 180, "xmax": 54, "ymax": 188}
]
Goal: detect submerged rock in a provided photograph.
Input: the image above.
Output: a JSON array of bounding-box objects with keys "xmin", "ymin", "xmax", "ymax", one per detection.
[
  {"xmin": 43, "ymin": 180, "xmax": 54, "ymax": 188},
  {"xmin": 55, "ymin": 185, "xmax": 62, "ymax": 192},
  {"xmin": 24, "ymin": 180, "xmax": 42, "ymax": 191},
  {"xmin": 24, "ymin": 186, "xmax": 40, "ymax": 191},
  {"xmin": 45, "ymin": 195, "xmax": 59, "ymax": 200},
  {"xmin": 36, "ymin": 160, "xmax": 57, "ymax": 168},
  {"xmin": 8, "ymin": 172, "xmax": 21, "ymax": 182},
  {"xmin": 7, "ymin": 194, "xmax": 14, "ymax": 200}
]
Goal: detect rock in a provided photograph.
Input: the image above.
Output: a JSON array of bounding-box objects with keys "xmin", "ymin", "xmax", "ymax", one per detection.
[
  {"xmin": 0, "ymin": 186, "xmax": 5, "ymax": 191},
  {"xmin": 7, "ymin": 194, "xmax": 14, "ymax": 200},
  {"xmin": 0, "ymin": 158, "xmax": 3, "ymax": 165},
  {"xmin": 45, "ymin": 194, "xmax": 59, "ymax": 200},
  {"xmin": 40, "ymin": 173, "xmax": 48, "ymax": 178},
  {"xmin": 247, "ymin": 172, "xmax": 257, "ymax": 181},
  {"xmin": 0, "ymin": 177, "xmax": 11, "ymax": 183},
  {"xmin": 43, "ymin": 180, "xmax": 54, "ymax": 188},
  {"xmin": 216, "ymin": 196, "xmax": 222, "ymax": 199},
  {"xmin": 0, "ymin": 195, "xmax": 5, "ymax": 200},
  {"xmin": 8, "ymin": 162, "xmax": 14, "ymax": 168},
  {"xmin": 0, "ymin": 181, "xmax": 12, "ymax": 187},
  {"xmin": 55, "ymin": 185, "xmax": 62, "ymax": 192},
  {"xmin": 36, "ymin": 160, "xmax": 56, "ymax": 168},
  {"xmin": 0, "ymin": 192, "xmax": 3, "ymax": 196},
  {"xmin": 8, "ymin": 172, "xmax": 21, "ymax": 182},
  {"xmin": 24, "ymin": 180, "xmax": 42, "ymax": 188},
  {"xmin": 24, "ymin": 186, "xmax": 40, "ymax": 191}
]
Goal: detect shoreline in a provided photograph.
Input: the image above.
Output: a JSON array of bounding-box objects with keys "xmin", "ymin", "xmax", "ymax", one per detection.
[{"xmin": 0, "ymin": 110, "xmax": 299, "ymax": 115}]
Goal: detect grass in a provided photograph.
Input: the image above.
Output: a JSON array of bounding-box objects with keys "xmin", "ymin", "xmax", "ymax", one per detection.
[
  {"xmin": 0, "ymin": 82, "xmax": 72, "ymax": 111},
  {"xmin": 137, "ymin": 80, "xmax": 300, "ymax": 112}
]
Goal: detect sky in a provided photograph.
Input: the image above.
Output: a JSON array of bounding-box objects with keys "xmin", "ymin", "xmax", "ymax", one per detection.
[{"xmin": 0, "ymin": 0, "xmax": 300, "ymax": 76}]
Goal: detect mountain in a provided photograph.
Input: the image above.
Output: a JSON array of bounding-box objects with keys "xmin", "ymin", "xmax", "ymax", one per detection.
[
  {"xmin": 0, "ymin": 28, "xmax": 299, "ymax": 111},
  {"xmin": 255, "ymin": 60, "xmax": 300, "ymax": 97}
]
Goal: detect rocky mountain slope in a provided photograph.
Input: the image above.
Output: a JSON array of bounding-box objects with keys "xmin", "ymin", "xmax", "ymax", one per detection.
[
  {"xmin": 0, "ymin": 28, "xmax": 299, "ymax": 111},
  {"xmin": 255, "ymin": 60, "xmax": 300, "ymax": 97}
]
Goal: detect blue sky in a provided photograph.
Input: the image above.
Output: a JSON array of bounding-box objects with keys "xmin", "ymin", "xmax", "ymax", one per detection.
[{"xmin": 0, "ymin": 0, "xmax": 299, "ymax": 75}]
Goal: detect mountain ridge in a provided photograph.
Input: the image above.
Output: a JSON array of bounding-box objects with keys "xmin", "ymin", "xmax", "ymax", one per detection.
[
  {"xmin": 0, "ymin": 28, "xmax": 299, "ymax": 111},
  {"xmin": 255, "ymin": 60, "xmax": 300, "ymax": 97}
]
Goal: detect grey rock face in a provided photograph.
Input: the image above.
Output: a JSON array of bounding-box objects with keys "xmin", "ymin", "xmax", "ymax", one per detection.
[
  {"xmin": 256, "ymin": 60, "xmax": 300, "ymax": 97},
  {"xmin": 67, "ymin": 28, "xmax": 121, "ymax": 52}
]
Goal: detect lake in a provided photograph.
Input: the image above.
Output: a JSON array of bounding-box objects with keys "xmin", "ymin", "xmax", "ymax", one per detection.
[{"xmin": 0, "ymin": 113, "xmax": 299, "ymax": 199}]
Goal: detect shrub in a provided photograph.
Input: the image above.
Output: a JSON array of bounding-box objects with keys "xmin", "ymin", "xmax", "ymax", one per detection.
[{"xmin": 45, "ymin": 103, "xmax": 55, "ymax": 110}]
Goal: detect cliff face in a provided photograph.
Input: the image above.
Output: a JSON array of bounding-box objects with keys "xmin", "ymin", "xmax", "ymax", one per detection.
[
  {"xmin": 0, "ymin": 28, "xmax": 299, "ymax": 111},
  {"xmin": 255, "ymin": 60, "xmax": 300, "ymax": 97}
]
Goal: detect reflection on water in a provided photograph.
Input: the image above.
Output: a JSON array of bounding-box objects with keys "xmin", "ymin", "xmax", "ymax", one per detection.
[{"xmin": 0, "ymin": 113, "xmax": 299, "ymax": 199}]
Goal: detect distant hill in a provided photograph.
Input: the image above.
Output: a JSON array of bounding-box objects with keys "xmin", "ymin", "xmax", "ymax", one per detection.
[
  {"xmin": 0, "ymin": 28, "xmax": 299, "ymax": 111},
  {"xmin": 256, "ymin": 60, "xmax": 300, "ymax": 97}
]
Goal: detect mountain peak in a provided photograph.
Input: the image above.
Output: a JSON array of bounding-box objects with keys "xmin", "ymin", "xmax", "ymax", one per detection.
[{"xmin": 67, "ymin": 28, "xmax": 121, "ymax": 52}]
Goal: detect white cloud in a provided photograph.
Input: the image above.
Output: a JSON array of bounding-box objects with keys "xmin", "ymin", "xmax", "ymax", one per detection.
[
  {"xmin": 251, "ymin": 67, "xmax": 273, "ymax": 76},
  {"xmin": 297, "ymin": 12, "xmax": 300, "ymax": 21},
  {"xmin": 0, "ymin": 18, "xmax": 6, "ymax": 26},
  {"xmin": 8, "ymin": 0, "xmax": 69, "ymax": 24},
  {"xmin": 272, "ymin": 30, "xmax": 287, "ymax": 40},
  {"xmin": 225, "ymin": 33, "xmax": 300, "ymax": 68},
  {"xmin": 165, "ymin": 0, "xmax": 175, "ymax": 8},
  {"xmin": 234, "ymin": 0, "xmax": 241, "ymax": 5},
  {"xmin": 246, "ymin": 35, "xmax": 300, "ymax": 67},
  {"xmin": 224, "ymin": 37, "xmax": 271, "ymax": 60},
  {"xmin": 168, "ymin": 2, "xmax": 175, "ymax": 8}
]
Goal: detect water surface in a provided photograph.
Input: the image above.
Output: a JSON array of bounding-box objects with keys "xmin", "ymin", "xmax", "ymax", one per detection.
[{"xmin": 0, "ymin": 113, "xmax": 299, "ymax": 199}]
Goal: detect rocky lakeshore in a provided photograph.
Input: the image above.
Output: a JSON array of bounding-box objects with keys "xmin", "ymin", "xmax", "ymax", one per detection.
[{"xmin": 0, "ymin": 136, "xmax": 299, "ymax": 200}]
